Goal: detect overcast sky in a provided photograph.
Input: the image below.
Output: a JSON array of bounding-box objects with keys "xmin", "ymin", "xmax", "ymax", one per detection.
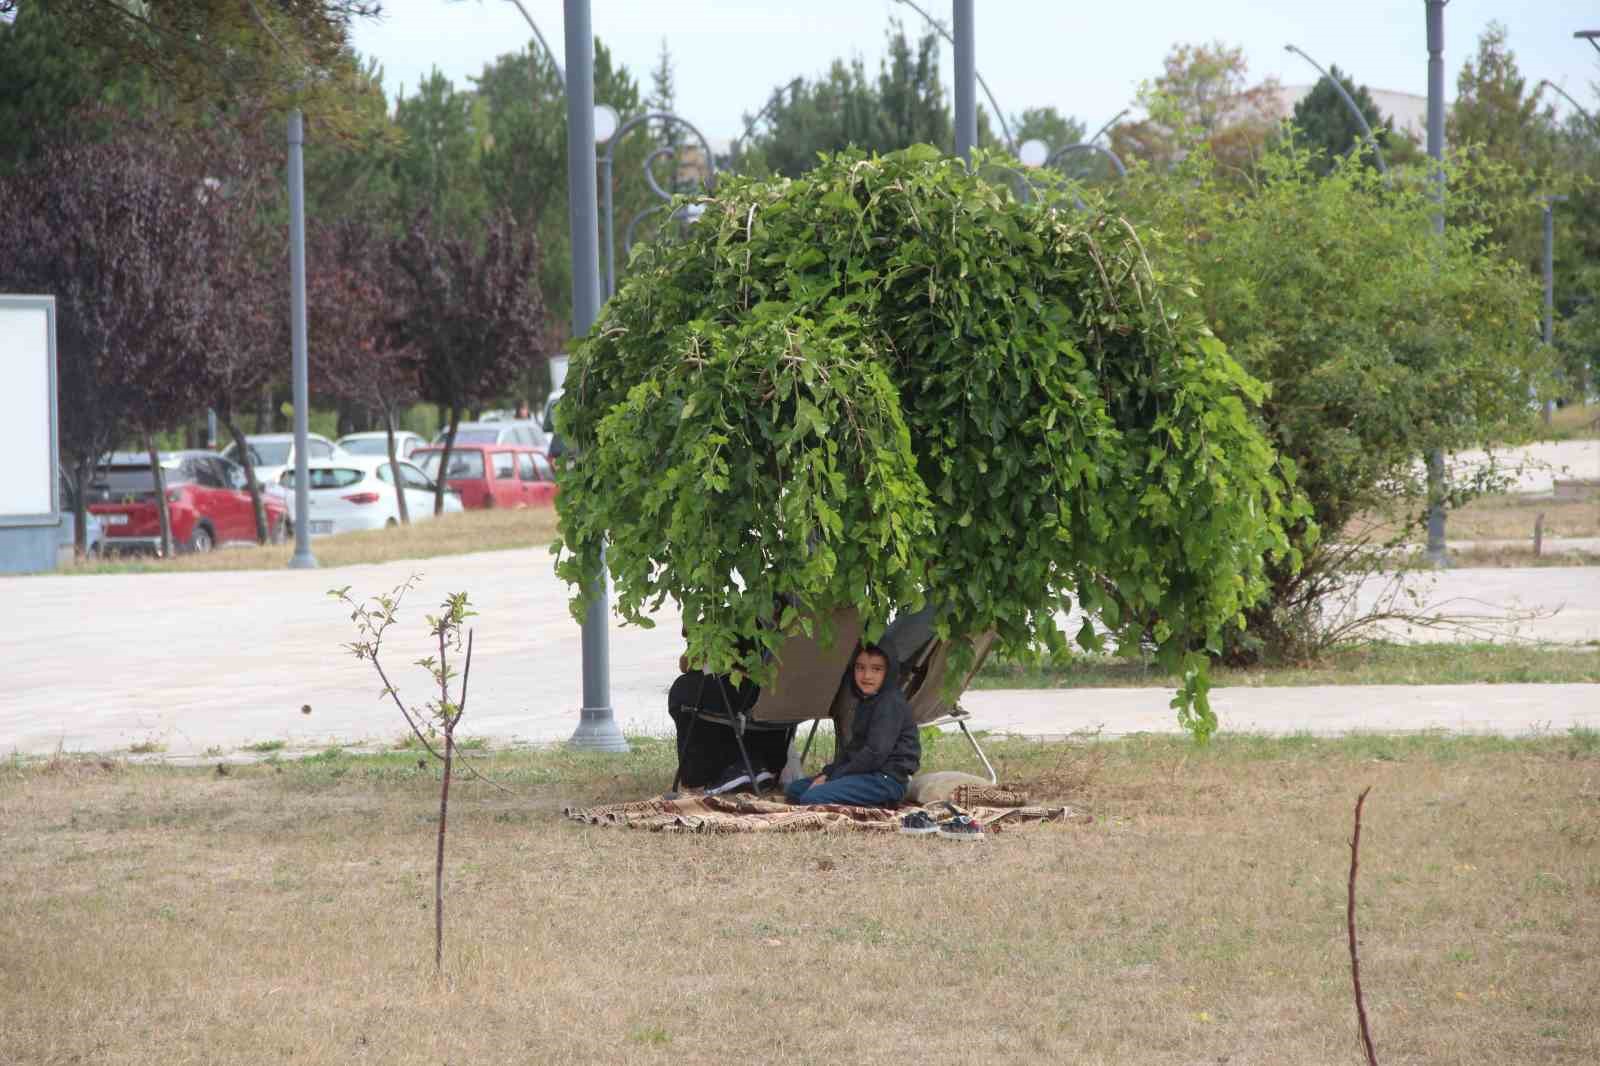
[{"xmin": 351, "ymin": 1, "xmax": 1599, "ymax": 143}]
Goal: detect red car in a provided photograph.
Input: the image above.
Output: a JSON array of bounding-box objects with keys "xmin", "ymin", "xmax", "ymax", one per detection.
[
  {"xmin": 414, "ymin": 444, "xmax": 557, "ymax": 509},
  {"xmin": 88, "ymin": 451, "xmax": 289, "ymax": 554}
]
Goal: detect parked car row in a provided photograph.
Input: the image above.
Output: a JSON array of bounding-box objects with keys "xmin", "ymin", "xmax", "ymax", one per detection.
[{"xmin": 60, "ymin": 430, "xmax": 560, "ymax": 557}]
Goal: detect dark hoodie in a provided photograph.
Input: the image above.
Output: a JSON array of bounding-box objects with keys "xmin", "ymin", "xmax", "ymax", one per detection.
[{"xmin": 821, "ymin": 650, "xmax": 921, "ymax": 784}]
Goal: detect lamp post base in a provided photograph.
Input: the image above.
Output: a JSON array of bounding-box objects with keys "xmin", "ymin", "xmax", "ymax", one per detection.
[
  {"xmin": 288, "ymin": 549, "xmax": 318, "ymax": 569},
  {"xmin": 569, "ymin": 707, "xmax": 629, "ymax": 752}
]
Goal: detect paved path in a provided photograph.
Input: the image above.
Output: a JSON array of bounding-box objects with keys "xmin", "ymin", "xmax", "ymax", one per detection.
[{"xmin": 6, "ymin": 550, "xmax": 1596, "ymax": 758}]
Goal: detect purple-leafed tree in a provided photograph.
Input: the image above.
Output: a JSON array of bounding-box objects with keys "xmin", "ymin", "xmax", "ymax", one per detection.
[
  {"xmin": 309, "ymin": 218, "xmax": 419, "ymax": 523},
  {"xmin": 180, "ymin": 124, "xmax": 288, "ymax": 543},
  {"xmin": 389, "ymin": 209, "xmax": 548, "ymax": 515},
  {"xmin": 0, "ymin": 116, "xmax": 216, "ymax": 557}
]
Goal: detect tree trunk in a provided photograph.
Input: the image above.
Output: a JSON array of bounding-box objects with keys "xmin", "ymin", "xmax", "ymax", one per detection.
[
  {"xmin": 221, "ymin": 409, "xmax": 270, "ymax": 543},
  {"xmin": 386, "ymin": 403, "xmax": 410, "ymax": 526},
  {"xmin": 434, "ymin": 405, "xmax": 460, "ymax": 517},
  {"xmin": 255, "ymin": 383, "xmax": 274, "ymax": 434},
  {"xmin": 145, "ymin": 435, "xmax": 175, "ymax": 557},
  {"xmin": 72, "ymin": 457, "xmax": 91, "ymax": 559},
  {"xmin": 435, "ymin": 728, "xmax": 453, "ymax": 973}
]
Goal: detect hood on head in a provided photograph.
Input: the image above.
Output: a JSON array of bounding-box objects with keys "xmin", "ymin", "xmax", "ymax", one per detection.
[{"xmin": 848, "ymin": 641, "xmax": 900, "ymax": 700}]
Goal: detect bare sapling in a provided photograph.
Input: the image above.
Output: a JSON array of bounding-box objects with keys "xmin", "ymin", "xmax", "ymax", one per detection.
[
  {"xmin": 1348, "ymin": 785, "xmax": 1379, "ymax": 1066},
  {"xmin": 329, "ymin": 577, "xmax": 477, "ymax": 974}
]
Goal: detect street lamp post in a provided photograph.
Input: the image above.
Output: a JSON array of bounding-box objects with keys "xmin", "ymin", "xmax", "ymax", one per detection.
[
  {"xmin": 286, "ymin": 108, "xmax": 316, "ymax": 570},
  {"xmin": 952, "ymin": 0, "xmax": 976, "ymax": 163},
  {"xmin": 1423, "ymin": 0, "xmax": 1448, "ymax": 567},
  {"xmin": 562, "ymin": 0, "xmax": 625, "ymax": 752},
  {"xmin": 1282, "ymin": 44, "xmax": 1389, "ymax": 174},
  {"xmin": 1542, "ymin": 195, "xmax": 1569, "ymax": 425}
]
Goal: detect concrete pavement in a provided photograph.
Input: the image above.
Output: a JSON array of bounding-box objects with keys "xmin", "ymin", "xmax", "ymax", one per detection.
[{"xmin": 6, "ymin": 548, "xmax": 1596, "ymax": 758}]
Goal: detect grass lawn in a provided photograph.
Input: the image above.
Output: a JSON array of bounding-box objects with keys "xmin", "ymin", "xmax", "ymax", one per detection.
[
  {"xmin": 3, "ymin": 732, "xmax": 1596, "ymax": 1065},
  {"xmin": 974, "ymin": 641, "xmax": 1600, "ymax": 690}
]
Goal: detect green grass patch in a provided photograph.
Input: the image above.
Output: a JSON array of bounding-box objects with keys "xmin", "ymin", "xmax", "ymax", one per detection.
[{"xmin": 972, "ymin": 640, "xmax": 1600, "ymax": 690}]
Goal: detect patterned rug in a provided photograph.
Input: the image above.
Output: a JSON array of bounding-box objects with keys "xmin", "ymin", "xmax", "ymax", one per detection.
[{"xmin": 562, "ymin": 792, "xmax": 1078, "ymax": 835}]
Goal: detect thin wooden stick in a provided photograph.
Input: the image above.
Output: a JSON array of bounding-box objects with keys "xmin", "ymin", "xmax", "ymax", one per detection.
[{"xmin": 1349, "ymin": 785, "xmax": 1379, "ymax": 1066}]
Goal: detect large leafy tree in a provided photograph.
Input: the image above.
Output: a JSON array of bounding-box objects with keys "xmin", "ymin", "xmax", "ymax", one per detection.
[
  {"xmin": 555, "ymin": 147, "xmax": 1305, "ymax": 738},
  {"xmin": 1117, "ymin": 142, "xmax": 1550, "ymax": 659},
  {"xmin": 1112, "ymin": 41, "xmax": 1282, "ymax": 174},
  {"xmin": 390, "ymin": 209, "xmax": 547, "ymax": 514}
]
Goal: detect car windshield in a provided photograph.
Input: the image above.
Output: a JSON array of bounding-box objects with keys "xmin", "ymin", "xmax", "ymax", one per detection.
[
  {"xmin": 91, "ymin": 465, "xmax": 187, "ymax": 495},
  {"xmin": 338, "ymin": 437, "xmax": 391, "ymax": 456},
  {"xmin": 223, "ymin": 440, "xmax": 292, "ymax": 466},
  {"xmin": 280, "ymin": 467, "xmax": 366, "ymax": 490},
  {"xmin": 417, "ymin": 450, "xmax": 484, "ymax": 480},
  {"xmin": 450, "ymin": 429, "xmax": 501, "ymax": 445}
]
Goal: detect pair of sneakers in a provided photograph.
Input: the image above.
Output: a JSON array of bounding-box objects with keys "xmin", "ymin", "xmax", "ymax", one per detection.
[
  {"xmin": 705, "ymin": 764, "xmax": 776, "ymax": 796},
  {"xmin": 899, "ymin": 809, "xmax": 983, "ymax": 840}
]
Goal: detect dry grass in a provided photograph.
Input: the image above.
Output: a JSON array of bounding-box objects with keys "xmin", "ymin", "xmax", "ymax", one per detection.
[
  {"xmin": 60, "ymin": 507, "xmax": 560, "ymax": 575},
  {"xmin": 1536, "ymin": 404, "xmax": 1599, "ymax": 442},
  {"xmin": 1351, "ymin": 495, "xmax": 1599, "ymax": 548},
  {"xmin": 4, "ymin": 732, "xmax": 1598, "ymax": 1065}
]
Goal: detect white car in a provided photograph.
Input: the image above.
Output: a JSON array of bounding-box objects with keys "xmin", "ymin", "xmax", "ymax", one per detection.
[
  {"xmin": 220, "ymin": 432, "xmax": 347, "ymax": 489},
  {"xmin": 336, "ymin": 430, "xmax": 428, "ymax": 461},
  {"xmin": 279, "ymin": 455, "xmax": 463, "ymax": 537}
]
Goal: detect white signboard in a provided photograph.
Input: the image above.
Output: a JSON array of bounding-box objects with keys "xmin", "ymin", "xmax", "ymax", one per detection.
[{"xmin": 0, "ymin": 297, "xmax": 57, "ymax": 520}]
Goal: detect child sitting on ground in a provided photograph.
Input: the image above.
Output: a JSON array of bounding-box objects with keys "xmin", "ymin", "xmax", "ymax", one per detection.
[{"xmin": 784, "ymin": 642, "xmax": 919, "ymax": 808}]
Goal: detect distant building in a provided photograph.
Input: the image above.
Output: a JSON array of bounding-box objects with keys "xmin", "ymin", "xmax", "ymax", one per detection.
[{"xmin": 1267, "ymin": 84, "xmax": 1428, "ymax": 140}]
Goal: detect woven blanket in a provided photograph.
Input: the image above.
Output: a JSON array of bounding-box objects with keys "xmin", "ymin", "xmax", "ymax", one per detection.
[{"xmin": 561, "ymin": 794, "xmax": 1076, "ymax": 834}]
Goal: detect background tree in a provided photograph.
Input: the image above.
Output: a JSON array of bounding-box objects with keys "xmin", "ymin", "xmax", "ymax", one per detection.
[
  {"xmin": 1447, "ymin": 22, "xmax": 1562, "ymax": 271},
  {"xmin": 392, "ymin": 70, "xmax": 490, "ymax": 241},
  {"xmin": 310, "ymin": 219, "xmax": 420, "ymax": 523},
  {"xmin": 0, "ymin": 0, "xmax": 154, "ymax": 174},
  {"xmin": 0, "ymin": 121, "xmax": 218, "ymax": 555},
  {"xmin": 1286, "ymin": 65, "xmax": 1417, "ymax": 176},
  {"xmin": 1112, "ymin": 41, "xmax": 1282, "ymax": 174},
  {"xmin": 733, "ymin": 21, "xmax": 957, "ymax": 177},
  {"xmin": 1011, "ymin": 105, "xmax": 1085, "ymax": 155},
  {"xmin": 1116, "ymin": 142, "xmax": 1550, "ymax": 660},
  {"xmin": 1, "ymin": 0, "xmax": 381, "ymax": 128},
  {"xmin": 390, "ymin": 210, "xmax": 547, "ymax": 514},
  {"xmin": 475, "ymin": 37, "xmax": 645, "ymax": 356}
]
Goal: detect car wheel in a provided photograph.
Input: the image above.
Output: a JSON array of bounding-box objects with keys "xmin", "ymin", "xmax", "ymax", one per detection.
[
  {"xmin": 186, "ymin": 524, "xmax": 215, "ymax": 554},
  {"xmin": 386, "ymin": 517, "xmax": 399, "ymax": 529}
]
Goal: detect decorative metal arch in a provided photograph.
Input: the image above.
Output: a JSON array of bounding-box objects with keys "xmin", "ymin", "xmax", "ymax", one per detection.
[{"xmin": 600, "ymin": 110, "xmax": 719, "ymax": 298}]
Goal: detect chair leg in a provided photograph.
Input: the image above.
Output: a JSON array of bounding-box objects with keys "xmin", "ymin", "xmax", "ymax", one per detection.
[
  {"xmin": 798, "ymin": 719, "xmax": 820, "ymax": 768},
  {"xmin": 731, "ymin": 713, "xmax": 763, "ymax": 795},
  {"xmin": 670, "ymin": 705, "xmax": 701, "ymax": 794},
  {"xmin": 956, "ymin": 719, "xmax": 997, "ymax": 785}
]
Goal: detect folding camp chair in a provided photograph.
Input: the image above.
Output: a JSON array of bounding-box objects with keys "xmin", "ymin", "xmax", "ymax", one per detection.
[{"xmin": 669, "ymin": 608, "xmax": 863, "ymax": 796}]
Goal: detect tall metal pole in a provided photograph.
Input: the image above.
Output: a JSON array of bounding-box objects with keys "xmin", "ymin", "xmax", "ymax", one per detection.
[
  {"xmin": 1541, "ymin": 196, "xmax": 1567, "ymax": 425},
  {"xmin": 286, "ymin": 109, "xmax": 317, "ymax": 570},
  {"xmin": 1423, "ymin": 0, "xmax": 1448, "ymax": 567},
  {"xmin": 563, "ymin": 0, "xmax": 623, "ymax": 751},
  {"xmin": 952, "ymin": 0, "xmax": 976, "ymax": 163}
]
